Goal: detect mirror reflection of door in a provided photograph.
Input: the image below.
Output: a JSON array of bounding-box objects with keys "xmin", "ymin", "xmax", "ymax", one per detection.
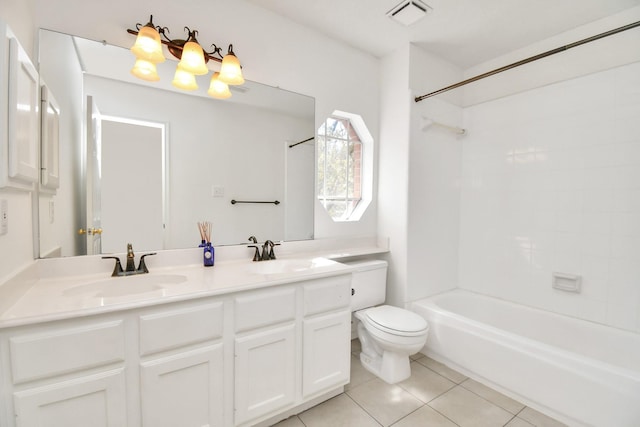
[
  {"xmin": 84, "ymin": 95, "xmax": 102, "ymax": 255},
  {"xmin": 99, "ymin": 117, "xmax": 165, "ymax": 254}
]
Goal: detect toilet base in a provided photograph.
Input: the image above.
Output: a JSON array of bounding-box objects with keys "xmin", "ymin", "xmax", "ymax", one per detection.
[{"xmin": 359, "ymin": 349, "xmax": 411, "ymax": 384}]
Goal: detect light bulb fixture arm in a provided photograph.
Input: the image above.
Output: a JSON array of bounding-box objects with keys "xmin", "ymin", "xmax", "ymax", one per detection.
[{"xmin": 127, "ymin": 19, "xmax": 237, "ymax": 64}]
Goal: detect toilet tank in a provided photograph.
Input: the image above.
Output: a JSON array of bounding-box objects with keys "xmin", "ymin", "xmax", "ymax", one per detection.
[{"xmin": 346, "ymin": 260, "xmax": 388, "ymax": 311}]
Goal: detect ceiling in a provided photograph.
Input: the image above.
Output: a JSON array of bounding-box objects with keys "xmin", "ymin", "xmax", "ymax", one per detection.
[{"xmin": 247, "ymin": 0, "xmax": 640, "ymax": 68}]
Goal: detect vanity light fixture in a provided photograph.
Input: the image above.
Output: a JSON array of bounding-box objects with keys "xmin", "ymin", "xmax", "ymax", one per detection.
[{"xmin": 128, "ymin": 15, "xmax": 244, "ymax": 97}]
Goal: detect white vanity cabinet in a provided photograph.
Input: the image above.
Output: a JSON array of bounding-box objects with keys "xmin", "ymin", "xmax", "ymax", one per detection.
[
  {"xmin": 233, "ymin": 287, "xmax": 297, "ymax": 425},
  {"xmin": 138, "ymin": 302, "xmax": 226, "ymax": 427},
  {"xmin": 302, "ymin": 276, "xmax": 352, "ymax": 398},
  {"xmin": 234, "ymin": 275, "xmax": 351, "ymax": 427},
  {"xmin": 5, "ymin": 319, "xmax": 128, "ymax": 427},
  {"xmin": 0, "ymin": 271, "xmax": 353, "ymax": 427}
]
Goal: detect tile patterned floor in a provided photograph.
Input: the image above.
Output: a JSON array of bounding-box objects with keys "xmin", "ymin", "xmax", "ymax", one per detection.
[{"xmin": 272, "ymin": 340, "xmax": 567, "ymax": 427}]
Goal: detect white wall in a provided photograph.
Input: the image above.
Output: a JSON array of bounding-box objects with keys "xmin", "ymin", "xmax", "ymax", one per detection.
[
  {"xmin": 378, "ymin": 43, "xmax": 465, "ymax": 307},
  {"xmin": 459, "ymin": 60, "xmax": 640, "ymax": 332},
  {"xmin": 378, "ymin": 45, "xmax": 411, "ymax": 307},
  {"xmin": 406, "ymin": 46, "xmax": 464, "ymax": 303}
]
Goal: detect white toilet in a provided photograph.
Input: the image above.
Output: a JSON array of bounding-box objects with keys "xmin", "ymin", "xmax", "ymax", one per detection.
[{"xmin": 348, "ymin": 260, "xmax": 429, "ymax": 384}]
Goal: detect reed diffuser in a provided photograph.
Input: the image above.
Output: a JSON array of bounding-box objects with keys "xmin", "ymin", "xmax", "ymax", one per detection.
[{"xmin": 198, "ymin": 221, "xmax": 214, "ymax": 267}]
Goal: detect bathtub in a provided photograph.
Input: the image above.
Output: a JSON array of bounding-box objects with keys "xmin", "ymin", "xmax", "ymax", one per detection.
[{"xmin": 411, "ymin": 290, "xmax": 640, "ymax": 427}]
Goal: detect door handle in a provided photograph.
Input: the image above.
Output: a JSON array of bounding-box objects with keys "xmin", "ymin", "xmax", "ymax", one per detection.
[{"xmin": 78, "ymin": 227, "xmax": 103, "ymax": 235}]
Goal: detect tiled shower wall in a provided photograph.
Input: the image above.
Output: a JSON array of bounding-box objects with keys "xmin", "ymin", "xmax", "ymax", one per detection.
[{"xmin": 458, "ymin": 61, "xmax": 640, "ymax": 332}]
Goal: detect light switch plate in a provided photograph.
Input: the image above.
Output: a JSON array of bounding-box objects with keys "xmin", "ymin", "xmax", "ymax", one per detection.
[{"xmin": 212, "ymin": 185, "xmax": 224, "ymax": 198}]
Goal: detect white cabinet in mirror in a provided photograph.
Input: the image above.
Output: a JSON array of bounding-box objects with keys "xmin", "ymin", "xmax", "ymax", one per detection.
[
  {"xmin": 39, "ymin": 84, "xmax": 61, "ymax": 192},
  {"xmin": 0, "ymin": 23, "xmax": 40, "ymax": 190},
  {"xmin": 37, "ymin": 29, "xmax": 316, "ymax": 258}
]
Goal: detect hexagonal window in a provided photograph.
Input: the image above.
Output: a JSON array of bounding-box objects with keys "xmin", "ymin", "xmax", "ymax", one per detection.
[{"xmin": 317, "ymin": 111, "xmax": 372, "ymax": 221}]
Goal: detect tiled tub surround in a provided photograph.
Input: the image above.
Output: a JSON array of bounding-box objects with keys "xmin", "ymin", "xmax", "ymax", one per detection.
[
  {"xmin": 411, "ymin": 290, "xmax": 640, "ymax": 427},
  {"xmin": 458, "ymin": 61, "xmax": 640, "ymax": 333}
]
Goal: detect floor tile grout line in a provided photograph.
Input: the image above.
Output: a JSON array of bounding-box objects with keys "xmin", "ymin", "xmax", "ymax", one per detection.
[
  {"xmin": 425, "ymin": 399, "xmax": 464, "ymax": 427},
  {"xmin": 396, "ymin": 374, "xmax": 456, "ymax": 406},
  {"xmin": 502, "ymin": 413, "xmax": 519, "ymax": 427},
  {"xmin": 413, "ymin": 357, "xmax": 467, "ymax": 385},
  {"xmin": 387, "ymin": 405, "xmax": 426, "ymax": 427},
  {"xmin": 343, "ymin": 390, "xmax": 385, "ymax": 427},
  {"xmin": 458, "ymin": 378, "xmax": 525, "ymax": 416}
]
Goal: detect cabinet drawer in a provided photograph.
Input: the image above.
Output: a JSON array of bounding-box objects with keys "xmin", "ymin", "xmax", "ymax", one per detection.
[
  {"xmin": 303, "ymin": 275, "xmax": 351, "ymax": 317},
  {"xmin": 235, "ymin": 287, "xmax": 295, "ymax": 333},
  {"xmin": 10, "ymin": 321, "xmax": 125, "ymax": 384},
  {"xmin": 139, "ymin": 302, "xmax": 223, "ymax": 356}
]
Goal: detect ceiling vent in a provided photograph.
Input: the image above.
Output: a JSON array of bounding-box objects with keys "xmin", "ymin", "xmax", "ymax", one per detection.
[{"xmin": 386, "ymin": 0, "xmax": 432, "ymax": 26}]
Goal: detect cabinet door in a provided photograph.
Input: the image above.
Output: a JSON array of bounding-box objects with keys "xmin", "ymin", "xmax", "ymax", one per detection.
[
  {"xmin": 234, "ymin": 324, "xmax": 296, "ymax": 426},
  {"xmin": 303, "ymin": 310, "xmax": 351, "ymax": 397},
  {"xmin": 140, "ymin": 344, "xmax": 224, "ymax": 427},
  {"xmin": 13, "ymin": 369, "xmax": 126, "ymax": 427},
  {"xmin": 7, "ymin": 36, "xmax": 39, "ymax": 184},
  {"xmin": 40, "ymin": 84, "xmax": 60, "ymax": 190}
]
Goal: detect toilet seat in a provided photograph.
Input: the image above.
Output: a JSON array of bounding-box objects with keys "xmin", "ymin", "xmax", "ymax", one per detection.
[{"xmin": 361, "ymin": 305, "xmax": 428, "ymax": 337}]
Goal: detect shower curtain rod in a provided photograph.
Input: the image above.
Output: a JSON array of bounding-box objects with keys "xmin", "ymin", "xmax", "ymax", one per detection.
[{"xmin": 415, "ymin": 20, "xmax": 640, "ymax": 103}]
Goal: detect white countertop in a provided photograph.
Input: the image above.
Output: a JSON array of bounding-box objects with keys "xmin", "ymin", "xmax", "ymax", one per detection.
[{"xmin": 0, "ymin": 237, "xmax": 388, "ymax": 329}]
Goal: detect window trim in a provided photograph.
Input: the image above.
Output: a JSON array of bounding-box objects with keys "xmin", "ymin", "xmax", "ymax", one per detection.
[{"xmin": 317, "ymin": 110, "xmax": 372, "ymax": 222}]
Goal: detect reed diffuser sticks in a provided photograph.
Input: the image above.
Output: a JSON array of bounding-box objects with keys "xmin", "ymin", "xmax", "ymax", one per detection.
[{"xmin": 198, "ymin": 221, "xmax": 212, "ymax": 244}]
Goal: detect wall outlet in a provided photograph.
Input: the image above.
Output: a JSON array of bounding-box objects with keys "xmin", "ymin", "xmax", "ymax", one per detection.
[
  {"xmin": 0, "ymin": 199, "xmax": 7, "ymax": 236},
  {"xmin": 212, "ymin": 185, "xmax": 225, "ymax": 198}
]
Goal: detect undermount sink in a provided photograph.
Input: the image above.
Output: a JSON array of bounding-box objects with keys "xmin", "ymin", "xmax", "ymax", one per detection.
[
  {"xmin": 63, "ymin": 274, "xmax": 187, "ymax": 299},
  {"xmin": 244, "ymin": 258, "xmax": 333, "ymax": 275}
]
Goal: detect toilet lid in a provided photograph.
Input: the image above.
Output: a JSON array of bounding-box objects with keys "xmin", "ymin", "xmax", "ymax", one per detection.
[{"xmin": 364, "ymin": 305, "xmax": 428, "ymax": 335}]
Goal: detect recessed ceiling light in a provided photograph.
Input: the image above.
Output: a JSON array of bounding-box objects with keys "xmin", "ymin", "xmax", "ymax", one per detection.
[{"xmin": 387, "ymin": 0, "xmax": 432, "ymax": 27}]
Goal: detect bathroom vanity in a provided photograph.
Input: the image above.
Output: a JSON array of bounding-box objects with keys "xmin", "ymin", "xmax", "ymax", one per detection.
[{"xmin": 0, "ymin": 240, "xmax": 388, "ymax": 427}]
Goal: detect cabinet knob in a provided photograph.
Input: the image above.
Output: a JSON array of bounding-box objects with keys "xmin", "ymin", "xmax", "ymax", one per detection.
[{"xmin": 351, "ymin": 288, "xmax": 355, "ymax": 296}]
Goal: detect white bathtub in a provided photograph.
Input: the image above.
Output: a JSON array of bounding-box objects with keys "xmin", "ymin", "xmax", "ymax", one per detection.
[{"xmin": 411, "ymin": 290, "xmax": 640, "ymax": 427}]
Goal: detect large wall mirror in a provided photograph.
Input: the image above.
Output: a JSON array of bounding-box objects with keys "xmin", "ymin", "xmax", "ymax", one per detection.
[{"xmin": 37, "ymin": 29, "xmax": 315, "ymax": 258}]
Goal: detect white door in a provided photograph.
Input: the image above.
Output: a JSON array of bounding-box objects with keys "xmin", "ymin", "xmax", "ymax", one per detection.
[
  {"xmin": 100, "ymin": 119, "xmax": 164, "ymax": 254},
  {"xmin": 302, "ymin": 310, "xmax": 351, "ymax": 397},
  {"xmin": 140, "ymin": 344, "xmax": 225, "ymax": 427},
  {"xmin": 84, "ymin": 95, "xmax": 102, "ymax": 255},
  {"xmin": 234, "ymin": 324, "xmax": 296, "ymax": 425}
]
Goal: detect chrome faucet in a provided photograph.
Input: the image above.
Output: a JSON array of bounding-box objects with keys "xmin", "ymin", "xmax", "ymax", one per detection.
[{"xmin": 102, "ymin": 243, "xmax": 157, "ymax": 277}]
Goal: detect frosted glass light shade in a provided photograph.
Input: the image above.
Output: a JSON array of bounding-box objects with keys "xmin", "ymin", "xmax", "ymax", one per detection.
[
  {"xmin": 219, "ymin": 52, "xmax": 244, "ymax": 85},
  {"xmin": 208, "ymin": 72, "xmax": 232, "ymax": 99},
  {"xmin": 131, "ymin": 59, "xmax": 160, "ymax": 81},
  {"xmin": 178, "ymin": 41, "xmax": 209, "ymax": 75},
  {"xmin": 131, "ymin": 25, "xmax": 165, "ymax": 63},
  {"xmin": 172, "ymin": 68, "xmax": 198, "ymax": 90}
]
